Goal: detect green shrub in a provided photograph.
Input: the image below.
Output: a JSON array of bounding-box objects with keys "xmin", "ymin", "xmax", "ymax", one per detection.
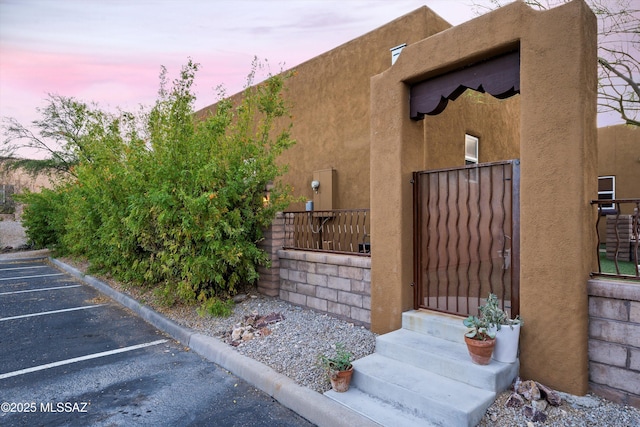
[
  {"xmin": 15, "ymin": 188, "xmax": 68, "ymax": 250},
  {"xmin": 17, "ymin": 59, "xmax": 297, "ymax": 308},
  {"xmin": 196, "ymin": 297, "xmax": 235, "ymax": 318}
]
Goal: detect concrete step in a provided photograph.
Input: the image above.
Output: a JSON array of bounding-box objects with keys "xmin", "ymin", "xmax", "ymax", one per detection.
[
  {"xmin": 402, "ymin": 309, "xmax": 468, "ymax": 343},
  {"xmin": 376, "ymin": 328, "xmax": 518, "ymax": 391},
  {"xmin": 325, "ymin": 310, "xmax": 519, "ymax": 426},
  {"xmin": 328, "ymin": 353, "xmax": 495, "ymax": 427},
  {"xmin": 325, "ymin": 387, "xmax": 437, "ymax": 427}
]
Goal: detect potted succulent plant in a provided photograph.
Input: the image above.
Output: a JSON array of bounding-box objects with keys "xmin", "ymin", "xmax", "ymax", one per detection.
[
  {"xmin": 318, "ymin": 343, "xmax": 354, "ymax": 392},
  {"xmin": 463, "ymin": 315, "xmax": 496, "ymax": 365},
  {"xmin": 479, "ymin": 293, "xmax": 523, "ymax": 363}
]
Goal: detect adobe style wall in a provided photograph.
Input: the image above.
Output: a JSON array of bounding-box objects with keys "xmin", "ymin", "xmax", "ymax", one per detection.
[
  {"xmin": 0, "ymin": 161, "xmax": 62, "ymax": 218},
  {"xmin": 598, "ymin": 124, "xmax": 640, "ymax": 206},
  {"xmin": 422, "ymin": 91, "xmax": 520, "ymax": 168},
  {"xmin": 197, "ymin": 7, "xmax": 520, "ymax": 210},
  {"xmin": 370, "ymin": 0, "xmax": 597, "ymax": 396}
]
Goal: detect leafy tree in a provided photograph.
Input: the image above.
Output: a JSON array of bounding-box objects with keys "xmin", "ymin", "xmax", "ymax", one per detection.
[
  {"xmin": 0, "ymin": 94, "xmax": 114, "ymax": 176},
  {"xmin": 17, "ymin": 59, "xmax": 297, "ymax": 308},
  {"xmin": 473, "ymin": 0, "xmax": 639, "ymax": 126}
]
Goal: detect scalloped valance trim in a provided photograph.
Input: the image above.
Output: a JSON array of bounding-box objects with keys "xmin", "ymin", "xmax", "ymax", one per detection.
[{"xmin": 410, "ymin": 51, "xmax": 520, "ymax": 120}]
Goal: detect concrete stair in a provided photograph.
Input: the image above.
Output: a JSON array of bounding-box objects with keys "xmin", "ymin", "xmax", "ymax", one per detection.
[{"xmin": 325, "ymin": 310, "xmax": 519, "ymax": 427}]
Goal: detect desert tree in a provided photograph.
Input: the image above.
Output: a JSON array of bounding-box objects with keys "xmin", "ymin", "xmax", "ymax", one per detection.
[{"xmin": 473, "ymin": 0, "xmax": 639, "ymax": 126}]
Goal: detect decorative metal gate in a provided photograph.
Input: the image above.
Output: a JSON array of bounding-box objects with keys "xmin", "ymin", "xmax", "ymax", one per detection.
[{"xmin": 413, "ymin": 160, "xmax": 520, "ymax": 317}]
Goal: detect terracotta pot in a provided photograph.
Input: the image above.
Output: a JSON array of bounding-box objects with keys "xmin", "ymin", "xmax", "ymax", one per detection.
[
  {"xmin": 329, "ymin": 365, "xmax": 353, "ymax": 392},
  {"xmin": 464, "ymin": 335, "xmax": 496, "ymax": 365}
]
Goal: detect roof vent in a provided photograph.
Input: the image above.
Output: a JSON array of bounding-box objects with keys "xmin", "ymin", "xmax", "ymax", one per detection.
[{"xmin": 390, "ymin": 43, "xmax": 407, "ymax": 65}]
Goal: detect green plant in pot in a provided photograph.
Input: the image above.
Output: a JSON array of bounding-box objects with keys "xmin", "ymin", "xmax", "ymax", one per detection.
[
  {"xmin": 479, "ymin": 293, "xmax": 523, "ymax": 363},
  {"xmin": 318, "ymin": 343, "xmax": 354, "ymax": 392},
  {"xmin": 463, "ymin": 315, "xmax": 496, "ymax": 365}
]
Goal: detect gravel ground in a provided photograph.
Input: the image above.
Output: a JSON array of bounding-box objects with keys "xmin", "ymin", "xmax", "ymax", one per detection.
[
  {"xmin": 2, "ymin": 219, "xmax": 639, "ymax": 426},
  {"xmin": 0, "ymin": 218, "xmax": 30, "ymax": 250}
]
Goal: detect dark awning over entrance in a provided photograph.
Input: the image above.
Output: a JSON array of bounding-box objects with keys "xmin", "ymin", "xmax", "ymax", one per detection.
[{"xmin": 410, "ymin": 50, "xmax": 520, "ymax": 120}]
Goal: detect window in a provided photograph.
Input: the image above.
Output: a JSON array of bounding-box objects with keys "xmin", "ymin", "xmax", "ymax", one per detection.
[
  {"xmin": 465, "ymin": 134, "xmax": 479, "ymax": 165},
  {"xmin": 598, "ymin": 176, "xmax": 616, "ymax": 212}
]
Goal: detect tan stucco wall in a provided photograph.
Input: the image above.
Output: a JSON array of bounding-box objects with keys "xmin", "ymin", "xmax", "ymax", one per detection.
[
  {"xmin": 598, "ymin": 124, "xmax": 640, "ymax": 204},
  {"xmin": 423, "ymin": 91, "xmax": 520, "ymax": 168},
  {"xmin": 0, "ymin": 162, "xmax": 59, "ymax": 194},
  {"xmin": 370, "ymin": 0, "xmax": 597, "ymax": 395},
  {"xmin": 198, "ymin": 7, "xmax": 452, "ymax": 210},
  {"xmin": 198, "ymin": 7, "xmax": 521, "ymax": 210},
  {"xmin": 0, "ymin": 161, "xmax": 62, "ymax": 217}
]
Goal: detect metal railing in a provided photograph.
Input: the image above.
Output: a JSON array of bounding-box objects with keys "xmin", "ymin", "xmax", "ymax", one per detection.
[
  {"xmin": 283, "ymin": 209, "xmax": 370, "ymax": 256},
  {"xmin": 592, "ymin": 198, "xmax": 640, "ymax": 279}
]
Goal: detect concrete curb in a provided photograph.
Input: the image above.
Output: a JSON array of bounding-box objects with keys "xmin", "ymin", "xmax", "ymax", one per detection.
[
  {"xmin": 49, "ymin": 257, "xmax": 379, "ymax": 427},
  {"xmin": 0, "ymin": 249, "xmax": 51, "ymax": 261}
]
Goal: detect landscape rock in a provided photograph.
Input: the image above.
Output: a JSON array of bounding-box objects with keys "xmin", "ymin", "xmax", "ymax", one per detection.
[
  {"xmin": 523, "ymin": 405, "xmax": 548, "ymax": 423},
  {"xmin": 226, "ymin": 312, "xmax": 285, "ymax": 345},
  {"xmin": 531, "ymin": 398, "xmax": 548, "ymax": 412},
  {"xmin": 537, "ymin": 381, "xmax": 562, "ymax": 406},
  {"xmin": 232, "ymin": 293, "xmax": 248, "ymax": 303},
  {"xmin": 505, "ymin": 392, "xmax": 525, "ymax": 408},
  {"xmin": 517, "ymin": 379, "xmax": 541, "ymax": 401}
]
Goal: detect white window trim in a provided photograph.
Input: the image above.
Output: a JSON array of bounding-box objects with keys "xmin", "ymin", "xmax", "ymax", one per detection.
[
  {"xmin": 465, "ymin": 134, "xmax": 479, "ymax": 165},
  {"xmin": 598, "ymin": 175, "xmax": 616, "ymax": 211}
]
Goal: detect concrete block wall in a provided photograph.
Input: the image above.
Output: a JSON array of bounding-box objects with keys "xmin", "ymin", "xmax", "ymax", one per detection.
[
  {"xmin": 277, "ymin": 249, "xmax": 371, "ymax": 326},
  {"xmin": 588, "ymin": 279, "xmax": 640, "ymax": 407},
  {"xmin": 256, "ymin": 212, "xmax": 285, "ymax": 297}
]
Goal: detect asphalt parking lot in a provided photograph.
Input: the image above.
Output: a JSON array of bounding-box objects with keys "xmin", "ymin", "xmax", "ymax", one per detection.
[{"xmin": 0, "ymin": 257, "xmax": 314, "ymax": 427}]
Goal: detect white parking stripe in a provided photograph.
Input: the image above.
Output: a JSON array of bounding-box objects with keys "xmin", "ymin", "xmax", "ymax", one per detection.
[
  {"xmin": 0, "ymin": 265, "xmax": 48, "ymax": 272},
  {"xmin": 0, "ymin": 304, "xmax": 106, "ymax": 322},
  {"xmin": 0, "ymin": 273, "xmax": 64, "ymax": 281},
  {"xmin": 0, "ymin": 339, "xmax": 169, "ymax": 380},
  {"xmin": 0, "ymin": 284, "xmax": 82, "ymax": 296}
]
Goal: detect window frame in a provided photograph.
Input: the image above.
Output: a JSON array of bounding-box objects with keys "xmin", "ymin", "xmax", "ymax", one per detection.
[
  {"xmin": 465, "ymin": 134, "xmax": 479, "ymax": 165},
  {"xmin": 597, "ymin": 175, "xmax": 616, "ymax": 213}
]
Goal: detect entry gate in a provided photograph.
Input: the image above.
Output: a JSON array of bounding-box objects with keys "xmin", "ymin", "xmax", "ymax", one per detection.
[{"xmin": 413, "ymin": 160, "xmax": 520, "ymax": 317}]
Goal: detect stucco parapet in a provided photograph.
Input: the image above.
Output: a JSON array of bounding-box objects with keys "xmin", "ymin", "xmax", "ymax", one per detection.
[{"xmin": 588, "ymin": 279, "xmax": 640, "ymax": 302}]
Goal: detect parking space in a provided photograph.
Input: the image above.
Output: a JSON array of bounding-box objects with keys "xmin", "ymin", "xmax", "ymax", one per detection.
[{"xmin": 1, "ymin": 258, "xmax": 314, "ymax": 426}]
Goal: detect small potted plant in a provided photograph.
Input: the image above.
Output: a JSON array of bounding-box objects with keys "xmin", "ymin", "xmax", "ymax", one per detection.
[
  {"xmin": 318, "ymin": 343, "xmax": 354, "ymax": 392},
  {"xmin": 463, "ymin": 315, "xmax": 496, "ymax": 365},
  {"xmin": 479, "ymin": 293, "xmax": 523, "ymax": 363}
]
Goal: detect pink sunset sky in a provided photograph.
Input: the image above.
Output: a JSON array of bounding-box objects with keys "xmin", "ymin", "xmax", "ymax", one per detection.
[{"xmin": 0, "ymin": 0, "xmax": 625, "ymax": 158}]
